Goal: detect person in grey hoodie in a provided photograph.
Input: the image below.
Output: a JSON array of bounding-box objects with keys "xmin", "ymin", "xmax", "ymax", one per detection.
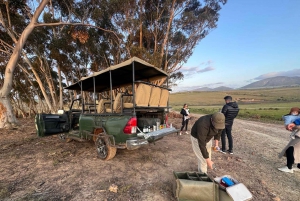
[{"xmin": 215, "ymin": 96, "xmax": 239, "ymax": 154}]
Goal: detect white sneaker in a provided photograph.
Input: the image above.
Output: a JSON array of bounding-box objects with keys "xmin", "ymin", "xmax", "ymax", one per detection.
[
  {"xmin": 219, "ymin": 150, "xmax": 226, "ymax": 154},
  {"xmin": 278, "ymin": 166, "xmax": 293, "ymax": 173},
  {"xmin": 185, "ymin": 131, "xmax": 189, "ymax": 134},
  {"xmin": 179, "ymin": 132, "xmax": 182, "ymax": 135}
]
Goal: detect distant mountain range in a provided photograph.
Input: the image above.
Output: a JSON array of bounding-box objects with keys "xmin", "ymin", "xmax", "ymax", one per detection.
[
  {"xmin": 187, "ymin": 76, "xmax": 300, "ymax": 92},
  {"xmin": 193, "ymin": 86, "xmax": 234, "ymax": 91},
  {"xmin": 240, "ymin": 76, "xmax": 300, "ymax": 89}
]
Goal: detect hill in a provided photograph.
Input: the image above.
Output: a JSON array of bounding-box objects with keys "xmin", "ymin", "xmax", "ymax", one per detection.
[
  {"xmin": 211, "ymin": 86, "xmax": 233, "ymax": 91},
  {"xmin": 192, "ymin": 86, "xmax": 233, "ymax": 91},
  {"xmin": 241, "ymin": 76, "xmax": 300, "ymax": 89}
]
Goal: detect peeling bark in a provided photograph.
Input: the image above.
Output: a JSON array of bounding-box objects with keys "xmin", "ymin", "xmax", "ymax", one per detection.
[
  {"xmin": 0, "ymin": 0, "xmax": 50, "ymax": 128},
  {"xmin": 0, "ymin": 98, "xmax": 18, "ymax": 128}
]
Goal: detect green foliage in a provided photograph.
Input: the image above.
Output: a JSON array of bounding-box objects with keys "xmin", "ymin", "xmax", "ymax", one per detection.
[
  {"xmin": 237, "ymin": 108, "xmax": 285, "ymax": 121},
  {"xmin": 0, "ymin": 0, "xmax": 227, "ymax": 114}
]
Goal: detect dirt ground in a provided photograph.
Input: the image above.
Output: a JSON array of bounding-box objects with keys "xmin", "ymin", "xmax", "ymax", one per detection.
[{"xmin": 0, "ymin": 113, "xmax": 300, "ymax": 201}]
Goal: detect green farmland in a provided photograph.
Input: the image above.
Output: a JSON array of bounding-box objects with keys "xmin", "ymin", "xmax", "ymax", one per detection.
[{"xmin": 169, "ymin": 87, "xmax": 300, "ymax": 123}]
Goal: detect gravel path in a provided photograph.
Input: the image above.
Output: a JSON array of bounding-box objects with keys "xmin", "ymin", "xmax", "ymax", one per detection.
[{"xmin": 0, "ymin": 116, "xmax": 299, "ymax": 201}]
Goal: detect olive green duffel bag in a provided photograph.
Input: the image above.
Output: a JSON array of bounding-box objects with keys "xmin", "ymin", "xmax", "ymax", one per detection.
[{"xmin": 173, "ymin": 171, "xmax": 219, "ymax": 201}]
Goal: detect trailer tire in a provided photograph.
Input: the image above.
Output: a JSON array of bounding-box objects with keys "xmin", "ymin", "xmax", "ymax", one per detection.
[{"xmin": 95, "ymin": 136, "xmax": 117, "ymax": 160}]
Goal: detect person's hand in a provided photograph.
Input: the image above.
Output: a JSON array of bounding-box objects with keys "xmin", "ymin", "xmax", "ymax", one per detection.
[
  {"xmin": 206, "ymin": 158, "xmax": 214, "ymax": 169},
  {"xmin": 287, "ymin": 123, "xmax": 296, "ymax": 131},
  {"xmin": 213, "ymin": 146, "xmax": 220, "ymax": 151}
]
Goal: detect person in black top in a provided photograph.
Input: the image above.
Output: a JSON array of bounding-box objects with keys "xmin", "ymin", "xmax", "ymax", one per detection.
[
  {"xmin": 215, "ymin": 96, "xmax": 239, "ymax": 154},
  {"xmin": 180, "ymin": 104, "xmax": 190, "ymax": 135}
]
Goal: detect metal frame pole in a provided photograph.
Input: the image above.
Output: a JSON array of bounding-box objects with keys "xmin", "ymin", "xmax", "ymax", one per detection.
[
  {"xmin": 167, "ymin": 76, "xmax": 169, "ymax": 112},
  {"xmin": 81, "ymin": 81, "xmax": 84, "ymax": 113},
  {"xmin": 132, "ymin": 62, "xmax": 136, "ymax": 116},
  {"xmin": 93, "ymin": 76, "xmax": 96, "ymax": 113},
  {"xmin": 109, "ymin": 70, "xmax": 113, "ymax": 112}
]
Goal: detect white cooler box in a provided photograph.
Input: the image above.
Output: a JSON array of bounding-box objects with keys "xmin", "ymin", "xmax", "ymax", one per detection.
[{"xmin": 214, "ymin": 175, "xmax": 252, "ymax": 201}]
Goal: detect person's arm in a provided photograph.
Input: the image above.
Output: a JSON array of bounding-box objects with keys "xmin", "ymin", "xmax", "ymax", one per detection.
[
  {"xmin": 233, "ymin": 107, "xmax": 239, "ymax": 118},
  {"xmin": 215, "ymin": 140, "xmax": 219, "ymax": 147},
  {"xmin": 214, "ymin": 140, "xmax": 220, "ymax": 151},
  {"xmin": 294, "ymin": 118, "xmax": 300, "ymax": 125},
  {"xmin": 213, "ymin": 130, "xmax": 222, "ymax": 151},
  {"xmin": 287, "ymin": 119, "xmax": 300, "ymax": 130},
  {"xmin": 221, "ymin": 105, "xmax": 227, "ymax": 115},
  {"xmin": 206, "ymin": 158, "xmax": 214, "ymax": 169},
  {"xmin": 196, "ymin": 127, "xmax": 215, "ymax": 169},
  {"xmin": 214, "ymin": 130, "xmax": 222, "ymax": 141}
]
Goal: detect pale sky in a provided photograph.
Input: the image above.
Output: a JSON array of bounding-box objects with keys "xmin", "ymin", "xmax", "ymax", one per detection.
[{"xmin": 173, "ymin": 0, "xmax": 300, "ymax": 92}]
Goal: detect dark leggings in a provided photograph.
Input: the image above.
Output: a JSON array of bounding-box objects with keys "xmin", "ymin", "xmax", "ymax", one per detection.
[
  {"xmin": 181, "ymin": 119, "xmax": 189, "ymax": 131},
  {"xmin": 221, "ymin": 127, "xmax": 233, "ymax": 151},
  {"xmin": 286, "ymin": 146, "xmax": 300, "ymax": 169}
]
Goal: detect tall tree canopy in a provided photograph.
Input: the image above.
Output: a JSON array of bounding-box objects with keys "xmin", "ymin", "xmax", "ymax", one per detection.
[{"xmin": 0, "ymin": 0, "xmax": 227, "ymax": 128}]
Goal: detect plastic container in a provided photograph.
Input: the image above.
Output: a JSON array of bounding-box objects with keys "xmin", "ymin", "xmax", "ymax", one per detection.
[
  {"xmin": 222, "ymin": 177, "xmax": 235, "ymax": 187},
  {"xmin": 214, "ymin": 175, "xmax": 239, "ymax": 190},
  {"xmin": 156, "ymin": 122, "xmax": 160, "ymax": 129}
]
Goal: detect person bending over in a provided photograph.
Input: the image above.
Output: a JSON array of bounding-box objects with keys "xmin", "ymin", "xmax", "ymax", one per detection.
[{"xmin": 190, "ymin": 112, "xmax": 225, "ymax": 173}]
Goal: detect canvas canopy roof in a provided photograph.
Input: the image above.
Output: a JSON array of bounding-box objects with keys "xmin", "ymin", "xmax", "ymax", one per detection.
[{"xmin": 65, "ymin": 57, "xmax": 168, "ymax": 92}]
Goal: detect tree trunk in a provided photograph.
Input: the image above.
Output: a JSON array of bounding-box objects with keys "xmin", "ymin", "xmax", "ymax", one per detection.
[
  {"xmin": 0, "ymin": 97, "xmax": 18, "ymax": 128},
  {"xmin": 22, "ymin": 55, "xmax": 54, "ymax": 112},
  {"xmin": 39, "ymin": 56, "xmax": 58, "ymax": 112},
  {"xmin": 159, "ymin": 0, "xmax": 175, "ymax": 71},
  {"xmin": 139, "ymin": 0, "xmax": 143, "ymax": 49},
  {"xmin": 0, "ymin": 0, "xmax": 49, "ymax": 128},
  {"xmin": 58, "ymin": 65, "xmax": 63, "ymax": 109}
]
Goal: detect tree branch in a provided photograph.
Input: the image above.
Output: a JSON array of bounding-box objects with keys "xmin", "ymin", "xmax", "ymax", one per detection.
[
  {"xmin": 0, "ymin": 39, "xmax": 14, "ymax": 50},
  {"xmin": 0, "ymin": 49, "xmax": 12, "ymax": 55},
  {"xmin": 5, "ymin": 1, "xmax": 11, "ymax": 28},
  {"xmin": 34, "ymin": 22, "xmax": 121, "ymax": 41}
]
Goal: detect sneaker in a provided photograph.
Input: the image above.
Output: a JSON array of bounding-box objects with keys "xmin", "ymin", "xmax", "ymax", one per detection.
[
  {"xmin": 278, "ymin": 166, "xmax": 293, "ymax": 173},
  {"xmin": 185, "ymin": 131, "xmax": 189, "ymax": 134},
  {"xmin": 219, "ymin": 150, "xmax": 226, "ymax": 154},
  {"xmin": 227, "ymin": 150, "xmax": 233, "ymax": 155},
  {"xmin": 179, "ymin": 132, "xmax": 182, "ymax": 136}
]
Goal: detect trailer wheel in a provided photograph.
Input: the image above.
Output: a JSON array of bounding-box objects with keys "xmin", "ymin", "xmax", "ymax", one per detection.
[{"xmin": 95, "ymin": 136, "xmax": 117, "ymax": 160}]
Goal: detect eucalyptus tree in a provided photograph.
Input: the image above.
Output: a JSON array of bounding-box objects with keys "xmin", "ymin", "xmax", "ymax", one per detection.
[
  {"xmin": 0, "ymin": 0, "xmax": 119, "ymax": 128},
  {"xmin": 0, "ymin": 0, "xmax": 50, "ymax": 128},
  {"xmin": 0, "ymin": 0, "xmax": 227, "ymax": 129},
  {"xmin": 103, "ymin": 0, "xmax": 227, "ymax": 83}
]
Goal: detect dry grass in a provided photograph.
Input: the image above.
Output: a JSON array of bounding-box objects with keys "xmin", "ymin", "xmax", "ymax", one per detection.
[
  {"xmin": 169, "ymin": 87, "xmax": 300, "ymax": 122},
  {"xmin": 170, "ymin": 86, "xmax": 300, "ymax": 107}
]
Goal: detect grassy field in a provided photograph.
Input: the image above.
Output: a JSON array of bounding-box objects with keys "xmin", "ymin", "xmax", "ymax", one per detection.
[{"xmin": 169, "ymin": 87, "xmax": 300, "ymax": 122}]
